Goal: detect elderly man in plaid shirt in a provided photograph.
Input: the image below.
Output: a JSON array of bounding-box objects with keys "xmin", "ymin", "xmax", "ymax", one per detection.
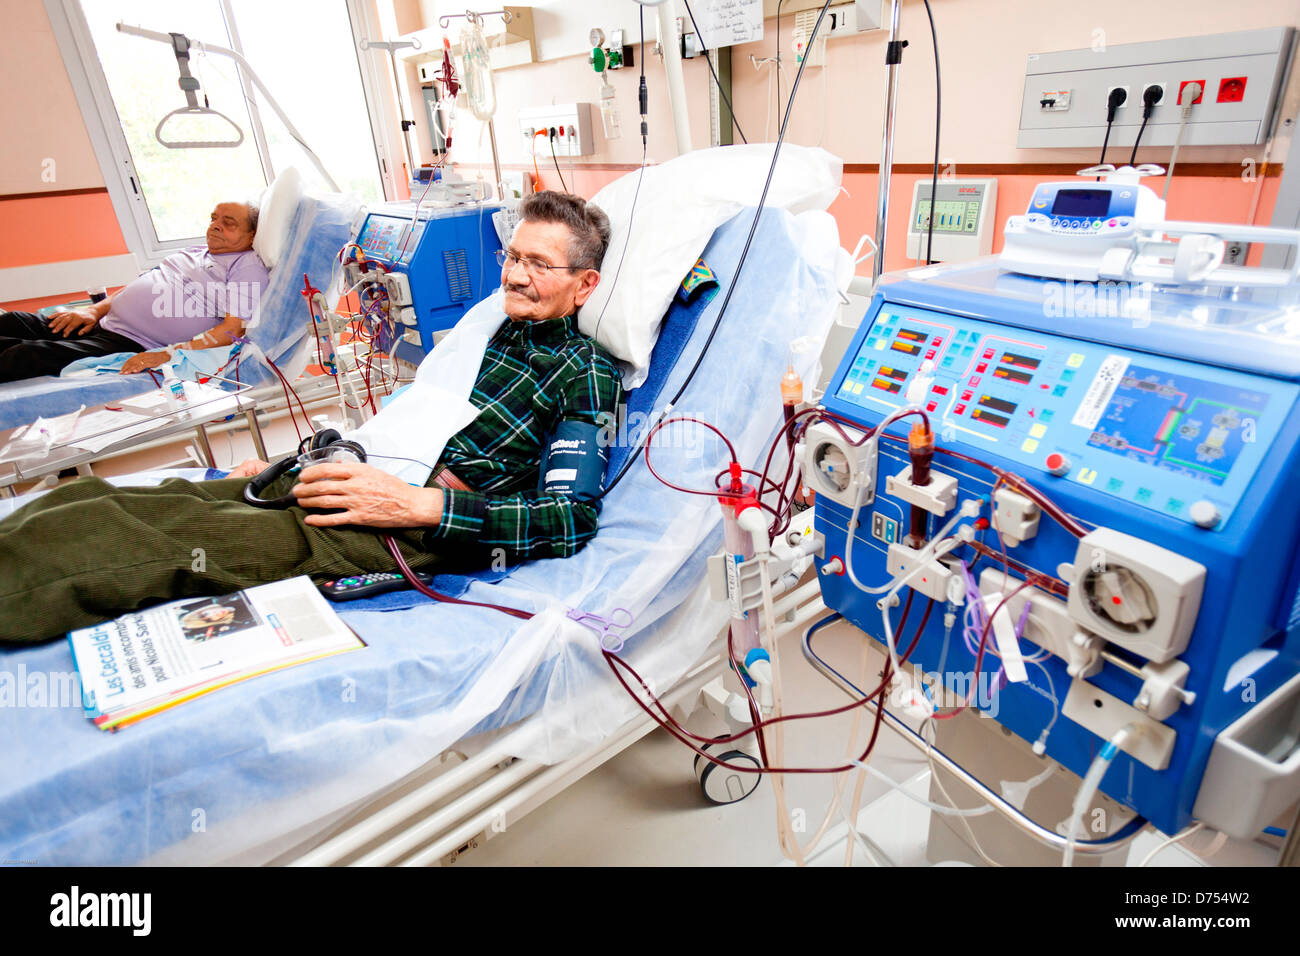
[{"xmin": 0, "ymin": 192, "xmax": 623, "ymax": 643}]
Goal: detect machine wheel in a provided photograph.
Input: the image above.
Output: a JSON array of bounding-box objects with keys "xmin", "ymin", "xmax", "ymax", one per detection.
[{"xmin": 695, "ymin": 743, "xmax": 762, "ymax": 804}]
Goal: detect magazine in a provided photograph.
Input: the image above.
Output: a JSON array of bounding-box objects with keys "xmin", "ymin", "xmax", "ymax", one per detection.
[{"xmin": 68, "ymin": 576, "xmax": 364, "ymax": 730}]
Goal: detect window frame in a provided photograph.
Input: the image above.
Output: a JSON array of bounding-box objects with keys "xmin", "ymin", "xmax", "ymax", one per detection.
[{"xmin": 44, "ymin": 0, "xmax": 401, "ymax": 269}]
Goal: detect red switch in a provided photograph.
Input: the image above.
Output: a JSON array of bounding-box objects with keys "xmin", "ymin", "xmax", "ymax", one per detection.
[
  {"xmin": 1178, "ymin": 80, "xmax": 1205, "ymax": 105},
  {"xmin": 1217, "ymin": 76, "xmax": 1247, "ymax": 103}
]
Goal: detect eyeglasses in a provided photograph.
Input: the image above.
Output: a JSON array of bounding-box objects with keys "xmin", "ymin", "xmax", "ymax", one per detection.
[{"xmin": 495, "ymin": 249, "xmax": 584, "ymax": 277}]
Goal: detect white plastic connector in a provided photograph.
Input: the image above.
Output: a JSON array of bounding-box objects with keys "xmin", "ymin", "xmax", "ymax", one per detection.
[
  {"xmin": 993, "ymin": 487, "xmax": 1040, "ymax": 547},
  {"xmin": 736, "ymin": 504, "xmax": 770, "ymax": 555},
  {"xmin": 885, "ymin": 543, "xmax": 954, "ymax": 603},
  {"xmin": 885, "ymin": 466, "xmax": 958, "ymax": 516},
  {"xmin": 1134, "ymin": 658, "xmax": 1195, "ymax": 721}
]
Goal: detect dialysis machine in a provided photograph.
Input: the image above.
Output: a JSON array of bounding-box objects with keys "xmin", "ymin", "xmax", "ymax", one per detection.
[
  {"xmin": 346, "ymin": 195, "xmax": 503, "ymax": 365},
  {"xmin": 809, "ymin": 166, "xmax": 1300, "ymax": 840}
]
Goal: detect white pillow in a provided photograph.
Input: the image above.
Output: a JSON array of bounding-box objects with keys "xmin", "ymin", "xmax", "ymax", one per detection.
[
  {"xmin": 578, "ymin": 144, "xmax": 843, "ymax": 387},
  {"xmin": 252, "ymin": 166, "xmax": 305, "ymax": 270}
]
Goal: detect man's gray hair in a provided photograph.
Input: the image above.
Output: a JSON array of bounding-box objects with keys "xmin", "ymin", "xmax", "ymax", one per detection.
[
  {"xmin": 245, "ymin": 198, "xmax": 260, "ymax": 234},
  {"xmin": 517, "ymin": 191, "xmax": 610, "ymax": 271}
]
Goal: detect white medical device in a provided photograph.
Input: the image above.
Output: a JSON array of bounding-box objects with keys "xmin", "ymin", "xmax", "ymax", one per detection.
[
  {"xmin": 906, "ymin": 178, "xmax": 998, "ymax": 262},
  {"xmin": 1001, "ymin": 164, "xmax": 1300, "ymax": 288},
  {"xmin": 999, "ymin": 164, "xmax": 1167, "ymax": 280}
]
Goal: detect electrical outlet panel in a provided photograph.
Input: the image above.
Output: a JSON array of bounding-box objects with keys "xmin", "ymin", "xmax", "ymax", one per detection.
[
  {"xmin": 1018, "ymin": 27, "xmax": 1293, "ymax": 149},
  {"xmin": 518, "ymin": 104, "xmax": 596, "ymax": 157}
]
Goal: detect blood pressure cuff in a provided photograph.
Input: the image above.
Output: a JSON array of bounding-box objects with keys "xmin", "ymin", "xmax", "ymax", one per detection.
[{"xmin": 539, "ymin": 420, "xmax": 608, "ymax": 502}]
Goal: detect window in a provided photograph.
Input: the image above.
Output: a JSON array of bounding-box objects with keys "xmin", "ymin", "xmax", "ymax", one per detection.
[{"xmin": 52, "ymin": 0, "xmax": 388, "ymax": 262}]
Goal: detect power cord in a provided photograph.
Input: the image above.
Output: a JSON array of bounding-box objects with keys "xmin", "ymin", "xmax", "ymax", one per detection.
[
  {"xmin": 548, "ymin": 128, "xmax": 569, "ymax": 191},
  {"xmin": 1098, "ymin": 87, "xmax": 1127, "ymax": 179},
  {"xmin": 1129, "ymin": 85, "xmax": 1162, "ymax": 165},
  {"xmin": 1163, "ymin": 82, "xmax": 1202, "ymax": 200}
]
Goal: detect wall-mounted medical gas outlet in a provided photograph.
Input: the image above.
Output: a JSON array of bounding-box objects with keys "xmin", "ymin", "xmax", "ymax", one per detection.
[
  {"xmin": 519, "ymin": 104, "xmax": 596, "ymax": 157},
  {"xmin": 1018, "ymin": 27, "xmax": 1293, "ymax": 148}
]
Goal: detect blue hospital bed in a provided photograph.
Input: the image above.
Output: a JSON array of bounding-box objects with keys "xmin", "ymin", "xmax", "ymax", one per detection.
[
  {"xmin": 0, "ymin": 193, "xmax": 360, "ymax": 432},
  {"xmin": 0, "ymin": 206, "xmax": 842, "ymax": 865}
]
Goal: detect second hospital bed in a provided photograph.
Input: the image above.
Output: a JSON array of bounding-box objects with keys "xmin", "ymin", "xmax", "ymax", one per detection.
[
  {"xmin": 0, "ymin": 190, "xmax": 361, "ymax": 432},
  {"xmin": 0, "ymin": 203, "xmax": 847, "ymax": 866}
]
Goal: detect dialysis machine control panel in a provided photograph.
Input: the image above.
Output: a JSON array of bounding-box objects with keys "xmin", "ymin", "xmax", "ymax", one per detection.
[
  {"xmin": 831, "ymin": 303, "xmax": 1294, "ymax": 530},
  {"xmin": 814, "ymin": 275, "xmax": 1300, "ymax": 838}
]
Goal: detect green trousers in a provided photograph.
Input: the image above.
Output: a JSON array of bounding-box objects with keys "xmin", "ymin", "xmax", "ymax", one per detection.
[{"xmin": 0, "ymin": 475, "xmax": 447, "ymax": 643}]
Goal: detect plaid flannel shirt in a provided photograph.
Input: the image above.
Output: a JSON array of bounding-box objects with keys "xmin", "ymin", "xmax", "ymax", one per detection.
[{"xmin": 424, "ymin": 313, "xmax": 623, "ymax": 563}]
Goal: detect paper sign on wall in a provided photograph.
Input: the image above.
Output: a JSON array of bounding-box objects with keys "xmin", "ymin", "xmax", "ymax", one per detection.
[{"xmin": 693, "ymin": 0, "xmax": 764, "ymax": 50}]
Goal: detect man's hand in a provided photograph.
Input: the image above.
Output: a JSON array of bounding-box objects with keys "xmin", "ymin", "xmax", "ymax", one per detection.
[
  {"xmin": 120, "ymin": 351, "xmax": 173, "ymax": 375},
  {"xmin": 47, "ymin": 308, "xmax": 100, "ymax": 338},
  {"xmin": 292, "ymin": 462, "xmax": 445, "ymax": 528},
  {"xmin": 227, "ymin": 458, "xmax": 271, "ymax": 479}
]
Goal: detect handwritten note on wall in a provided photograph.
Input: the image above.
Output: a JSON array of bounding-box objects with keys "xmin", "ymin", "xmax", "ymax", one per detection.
[{"xmin": 693, "ymin": 0, "xmax": 764, "ymax": 50}]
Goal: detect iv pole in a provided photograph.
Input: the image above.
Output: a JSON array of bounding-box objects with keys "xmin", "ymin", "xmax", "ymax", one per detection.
[
  {"xmin": 359, "ymin": 38, "xmax": 423, "ymax": 186},
  {"xmin": 872, "ymin": 0, "xmax": 904, "ymax": 284}
]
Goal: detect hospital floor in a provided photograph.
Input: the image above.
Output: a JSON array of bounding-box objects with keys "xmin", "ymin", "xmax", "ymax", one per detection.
[{"xmin": 458, "ymin": 619, "xmax": 1282, "ymax": 868}]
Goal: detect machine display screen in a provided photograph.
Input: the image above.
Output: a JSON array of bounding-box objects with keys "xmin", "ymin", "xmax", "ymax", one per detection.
[
  {"xmin": 915, "ymin": 199, "xmax": 972, "ymax": 233},
  {"xmin": 1086, "ymin": 365, "xmax": 1270, "ymax": 487},
  {"xmin": 357, "ymin": 214, "xmax": 425, "ymax": 265},
  {"xmin": 1050, "ymin": 189, "xmax": 1111, "ymax": 219}
]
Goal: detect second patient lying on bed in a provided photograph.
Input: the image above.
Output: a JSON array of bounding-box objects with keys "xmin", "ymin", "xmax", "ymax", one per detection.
[
  {"xmin": 0, "ymin": 191, "xmax": 623, "ymax": 643},
  {"xmin": 0, "ymin": 200, "xmax": 269, "ymax": 382}
]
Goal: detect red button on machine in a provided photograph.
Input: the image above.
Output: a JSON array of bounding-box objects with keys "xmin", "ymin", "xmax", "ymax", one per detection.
[
  {"xmin": 1045, "ymin": 452, "xmax": 1071, "ymax": 476},
  {"xmin": 983, "ymin": 348, "xmax": 995, "ymax": 359},
  {"xmin": 926, "ymin": 400, "xmax": 937, "ymax": 412},
  {"xmin": 961, "ymin": 390, "xmax": 973, "ymax": 401},
  {"xmin": 954, "ymin": 403, "xmax": 967, "ymax": 414},
  {"xmin": 969, "ymin": 376, "xmax": 981, "ymax": 386},
  {"xmin": 925, "ymin": 349, "xmax": 937, "ymax": 360},
  {"xmin": 932, "ymin": 336, "xmax": 943, "ymax": 345},
  {"xmin": 976, "ymin": 362, "xmax": 988, "ymax": 373},
  {"xmin": 932, "ymin": 385, "xmax": 949, "ymax": 396}
]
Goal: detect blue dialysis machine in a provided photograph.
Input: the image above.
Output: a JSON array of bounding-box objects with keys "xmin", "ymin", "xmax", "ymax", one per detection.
[
  {"xmin": 347, "ymin": 200, "xmax": 502, "ymax": 364},
  {"xmin": 809, "ymin": 177, "xmax": 1300, "ymax": 839}
]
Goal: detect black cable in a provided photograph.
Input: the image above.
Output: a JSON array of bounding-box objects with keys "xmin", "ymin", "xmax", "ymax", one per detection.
[
  {"xmin": 638, "ymin": 4, "xmax": 649, "ymax": 150},
  {"xmin": 591, "ymin": 144, "xmax": 646, "ymax": 348},
  {"xmin": 595, "ymin": 0, "xmax": 836, "ymax": 501},
  {"xmin": 681, "ymin": 0, "xmax": 748, "ymax": 144},
  {"xmin": 548, "ymin": 134, "xmax": 568, "ymax": 192},
  {"xmin": 1098, "ymin": 87, "xmax": 1127, "ymax": 179},
  {"xmin": 922, "ymin": 0, "xmax": 940, "ymax": 265},
  {"xmin": 590, "ymin": 7, "xmax": 651, "ymax": 353},
  {"xmin": 1129, "ymin": 86, "xmax": 1162, "ymax": 165}
]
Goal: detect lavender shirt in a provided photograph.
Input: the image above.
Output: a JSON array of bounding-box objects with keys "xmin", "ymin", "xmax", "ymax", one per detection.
[{"xmin": 100, "ymin": 247, "xmax": 270, "ymax": 351}]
